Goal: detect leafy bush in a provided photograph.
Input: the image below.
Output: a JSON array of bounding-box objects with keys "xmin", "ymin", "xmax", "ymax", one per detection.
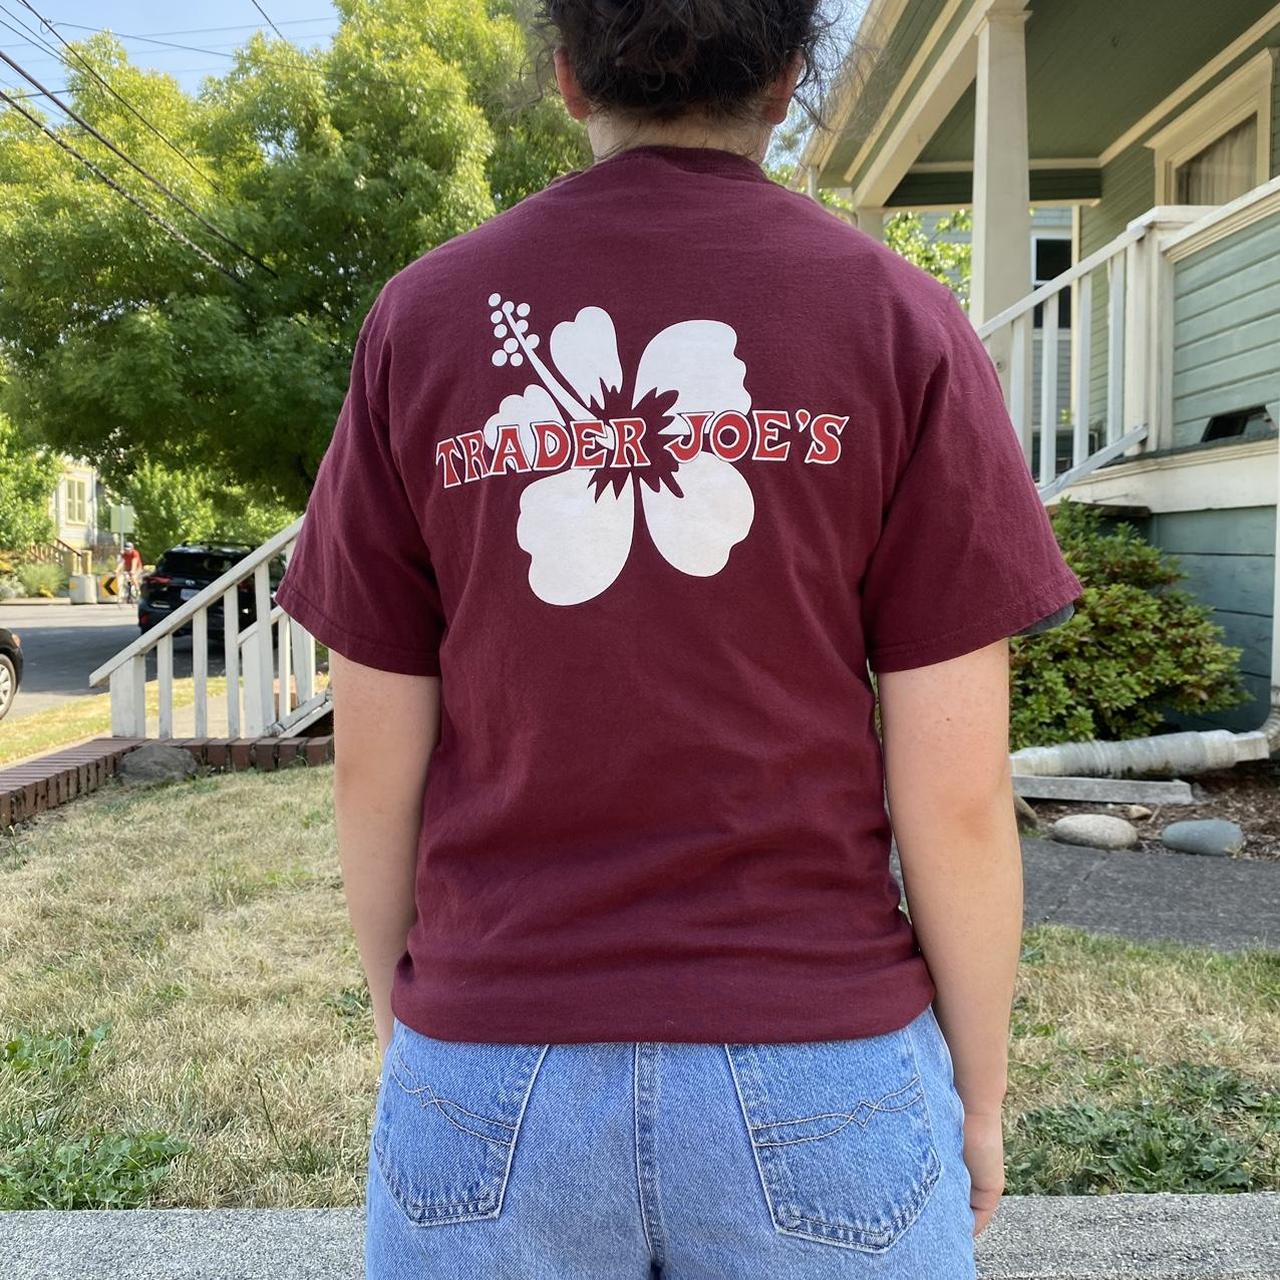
[
  {"xmin": 14, "ymin": 560, "xmax": 66, "ymax": 598},
  {"xmin": 1010, "ymin": 497, "xmax": 1251, "ymax": 749}
]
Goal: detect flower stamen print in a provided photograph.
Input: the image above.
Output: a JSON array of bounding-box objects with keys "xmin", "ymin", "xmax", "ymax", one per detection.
[{"xmin": 483, "ymin": 296, "xmax": 755, "ymax": 606}]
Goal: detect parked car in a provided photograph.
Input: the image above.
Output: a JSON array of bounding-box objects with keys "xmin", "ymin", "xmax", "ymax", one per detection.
[
  {"xmin": 0, "ymin": 625, "xmax": 22, "ymax": 721},
  {"xmin": 138, "ymin": 544, "xmax": 286, "ymax": 640}
]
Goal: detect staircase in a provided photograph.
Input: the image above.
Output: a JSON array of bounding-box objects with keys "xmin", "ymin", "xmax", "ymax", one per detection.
[{"xmin": 89, "ymin": 517, "xmax": 328, "ymax": 741}]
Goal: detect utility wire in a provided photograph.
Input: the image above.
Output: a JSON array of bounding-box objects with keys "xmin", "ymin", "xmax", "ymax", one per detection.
[
  {"xmin": 4, "ymin": 81, "xmax": 61, "ymax": 96},
  {"xmin": 0, "ymin": 47, "xmax": 276, "ymax": 276},
  {"xmin": 250, "ymin": 1, "xmax": 287, "ymax": 43},
  {"xmin": 58, "ymin": 17, "xmax": 337, "ymax": 39},
  {"xmin": 0, "ymin": 85, "xmax": 243, "ymax": 284},
  {"xmin": 44, "ymin": 23, "xmax": 328, "ymax": 75},
  {"xmin": 9, "ymin": 0, "xmax": 224, "ymax": 194}
]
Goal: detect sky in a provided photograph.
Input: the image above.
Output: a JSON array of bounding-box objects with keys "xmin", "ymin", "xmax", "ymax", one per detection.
[
  {"xmin": 1, "ymin": 0, "xmax": 341, "ymax": 97},
  {"xmin": 3, "ymin": 1, "xmax": 868, "ymax": 100}
]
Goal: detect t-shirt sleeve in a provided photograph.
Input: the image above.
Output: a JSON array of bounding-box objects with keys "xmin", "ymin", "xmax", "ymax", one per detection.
[
  {"xmin": 860, "ymin": 287, "xmax": 1083, "ymax": 675},
  {"xmin": 274, "ymin": 294, "xmax": 446, "ymax": 677}
]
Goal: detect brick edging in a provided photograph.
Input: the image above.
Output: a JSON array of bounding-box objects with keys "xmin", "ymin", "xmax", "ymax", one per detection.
[{"xmin": 0, "ymin": 735, "xmax": 334, "ymax": 832}]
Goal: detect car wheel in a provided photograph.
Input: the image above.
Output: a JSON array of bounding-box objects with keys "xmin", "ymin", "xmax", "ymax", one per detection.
[{"xmin": 0, "ymin": 653, "xmax": 16, "ymax": 721}]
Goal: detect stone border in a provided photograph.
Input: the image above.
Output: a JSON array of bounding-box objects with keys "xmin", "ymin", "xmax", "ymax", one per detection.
[{"xmin": 2, "ymin": 1194, "xmax": 1278, "ymax": 1279}]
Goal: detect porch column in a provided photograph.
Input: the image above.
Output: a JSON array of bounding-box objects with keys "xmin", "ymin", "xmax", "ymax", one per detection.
[
  {"xmin": 971, "ymin": 4, "xmax": 1031, "ymax": 400},
  {"xmin": 854, "ymin": 207, "xmax": 885, "ymax": 242}
]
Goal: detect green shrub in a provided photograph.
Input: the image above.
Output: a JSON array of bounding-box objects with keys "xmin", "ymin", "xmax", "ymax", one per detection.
[
  {"xmin": 14, "ymin": 560, "xmax": 66, "ymax": 598},
  {"xmin": 1009, "ymin": 497, "xmax": 1251, "ymax": 749}
]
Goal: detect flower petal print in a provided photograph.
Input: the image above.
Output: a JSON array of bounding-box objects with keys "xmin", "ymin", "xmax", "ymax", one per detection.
[{"xmin": 483, "ymin": 296, "xmax": 755, "ymax": 606}]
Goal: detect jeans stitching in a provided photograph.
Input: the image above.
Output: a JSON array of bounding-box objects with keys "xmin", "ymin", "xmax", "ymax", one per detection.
[{"xmin": 750, "ymin": 1075, "xmax": 926, "ymax": 1145}]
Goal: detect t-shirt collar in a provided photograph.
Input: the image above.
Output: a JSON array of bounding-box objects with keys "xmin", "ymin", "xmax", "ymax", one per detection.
[{"xmin": 584, "ymin": 142, "xmax": 771, "ymax": 184}]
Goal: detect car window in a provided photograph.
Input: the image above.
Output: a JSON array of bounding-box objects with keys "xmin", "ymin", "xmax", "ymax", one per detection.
[{"xmin": 155, "ymin": 551, "xmax": 239, "ymax": 579}]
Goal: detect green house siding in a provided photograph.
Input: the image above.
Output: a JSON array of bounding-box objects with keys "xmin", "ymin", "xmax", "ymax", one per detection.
[
  {"xmin": 1079, "ymin": 145, "xmax": 1155, "ymax": 434},
  {"xmin": 1171, "ymin": 209, "xmax": 1280, "ymax": 447},
  {"xmin": 1133, "ymin": 508, "xmax": 1276, "ymax": 731},
  {"xmin": 1275, "ymin": 55, "xmax": 1280, "ymax": 177}
]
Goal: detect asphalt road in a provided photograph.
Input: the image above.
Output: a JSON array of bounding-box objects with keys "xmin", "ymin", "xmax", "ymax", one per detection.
[{"xmin": 0, "ymin": 601, "xmax": 227, "ymax": 724}]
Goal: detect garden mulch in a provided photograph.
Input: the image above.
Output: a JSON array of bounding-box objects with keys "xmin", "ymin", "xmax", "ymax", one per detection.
[{"xmin": 1026, "ymin": 756, "xmax": 1280, "ymax": 862}]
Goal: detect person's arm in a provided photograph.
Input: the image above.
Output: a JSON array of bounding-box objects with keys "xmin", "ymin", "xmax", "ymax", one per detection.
[
  {"xmin": 875, "ymin": 635, "xmax": 1019, "ymax": 1236},
  {"xmin": 329, "ymin": 648, "xmax": 441, "ymax": 1059}
]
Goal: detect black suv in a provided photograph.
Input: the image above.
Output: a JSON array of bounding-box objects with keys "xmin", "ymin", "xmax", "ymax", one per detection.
[{"xmin": 138, "ymin": 544, "xmax": 286, "ymax": 639}]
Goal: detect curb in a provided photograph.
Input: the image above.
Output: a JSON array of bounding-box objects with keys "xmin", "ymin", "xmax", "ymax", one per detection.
[{"xmin": 0, "ymin": 1194, "xmax": 1277, "ymax": 1279}]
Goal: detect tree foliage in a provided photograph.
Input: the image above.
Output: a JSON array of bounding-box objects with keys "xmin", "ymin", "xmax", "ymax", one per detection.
[
  {"xmin": 0, "ymin": 411, "xmax": 58, "ymax": 550},
  {"xmin": 0, "ymin": 0, "xmax": 587, "ymax": 511}
]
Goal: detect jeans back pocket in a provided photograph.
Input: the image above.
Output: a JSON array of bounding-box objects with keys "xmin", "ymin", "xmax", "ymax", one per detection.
[
  {"xmin": 373, "ymin": 1019, "xmax": 549, "ymax": 1226},
  {"xmin": 724, "ymin": 1017, "xmax": 942, "ymax": 1253}
]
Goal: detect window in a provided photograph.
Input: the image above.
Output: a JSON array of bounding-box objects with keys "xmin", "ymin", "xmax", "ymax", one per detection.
[
  {"xmin": 1031, "ymin": 234, "xmax": 1072, "ymax": 329},
  {"xmin": 1148, "ymin": 47, "xmax": 1274, "ymax": 205},
  {"xmin": 64, "ymin": 476, "xmax": 87, "ymax": 525},
  {"xmin": 1175, "ymin": 114, "xmax": 1258, "ymax": 204}
]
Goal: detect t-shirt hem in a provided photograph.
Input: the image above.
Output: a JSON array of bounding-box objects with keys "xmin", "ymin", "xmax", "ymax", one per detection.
[
  {"xmin": 275, "ymin": 578, "xmax": 442, "ymax": 676},
  {"xmin": 868, "ymin": 568, "xmax": 1083, "ymax": 675},
  {"xmin": 390, "ymin": 965, "xmax": 938, "ymax": 1045}
]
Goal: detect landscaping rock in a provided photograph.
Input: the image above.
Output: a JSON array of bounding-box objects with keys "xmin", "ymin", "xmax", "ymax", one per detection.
[
  {"xmin": 1125, "ymin": 804, "xmax": 1153, "ymax": 821},
  {"xmin": 1160, "ymin": 818, "xmax": 1245, "ymax": 857},
  {"xmin": 116, "ymin": 743, "xmax": 198, "ymax": 785},
  {"xmin": 1049, "ymin": 813, "xmax": 1138, "ymax": 849}
]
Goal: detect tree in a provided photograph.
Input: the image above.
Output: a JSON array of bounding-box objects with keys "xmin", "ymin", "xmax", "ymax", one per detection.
[
  {"xmin": 0, "ymin": 411, "xmax": 58, "ymax": 550},
  {"xmin": 0, "ymin": 0, "xmax": 587, "ymax": 511}
]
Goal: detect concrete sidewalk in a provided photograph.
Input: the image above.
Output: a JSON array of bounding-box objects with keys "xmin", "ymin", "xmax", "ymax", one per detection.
[
  {"xmin": 4, "ymin": 1194, "xmax": 1279, "ymax": 1279},
  {"xmin": 1020, "ymin": 835, "xmax": 1280, "ymax": 951}
]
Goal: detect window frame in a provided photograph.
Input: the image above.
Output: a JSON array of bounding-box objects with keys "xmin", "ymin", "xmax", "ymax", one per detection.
[{"xmin": 1146, "ymin": 46, "xmax": 1276, "ymax": 205}]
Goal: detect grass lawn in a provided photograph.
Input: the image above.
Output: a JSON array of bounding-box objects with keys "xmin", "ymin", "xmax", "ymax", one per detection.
[
  {"xmin": 1, "ymin": 655, "xmax": 331, "ymax": 767},
  {"xmin": 0, "ymin": 677, "xmax": 230, "ymax": 767},
  {"xmin": 0, "ymin": 765, "xmax": 1276, "ymax": 1209}
]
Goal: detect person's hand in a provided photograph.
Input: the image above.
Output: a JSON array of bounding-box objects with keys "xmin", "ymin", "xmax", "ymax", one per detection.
[{"xmin": 961, "ymin": 1107, "xmax": 1005, "ymax": 1236}]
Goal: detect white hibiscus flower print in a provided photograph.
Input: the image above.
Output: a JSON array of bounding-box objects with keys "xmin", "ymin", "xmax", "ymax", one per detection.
[{"xmin": 483, "ymin": 295, "xmax": 755, "ymax": 606}]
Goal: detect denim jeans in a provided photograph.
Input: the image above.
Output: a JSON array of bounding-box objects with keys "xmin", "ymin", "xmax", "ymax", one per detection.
[{"xmin": 365, "ymin": 1002, "xmax": 978, "ymax": 1278}]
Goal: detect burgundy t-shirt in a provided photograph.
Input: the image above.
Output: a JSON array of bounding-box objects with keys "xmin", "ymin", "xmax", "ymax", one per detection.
[{"xmin": 275, "ymin": 143, "xmax": 1083, "ymax": 1044}]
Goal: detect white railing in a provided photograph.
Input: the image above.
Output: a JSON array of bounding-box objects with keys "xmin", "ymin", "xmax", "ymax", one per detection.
[
  {"xmin": 976, "ymin": 204, "xmax": 1217, "ymax": 494},
  {"xmin": 89, "ymin": 517, "xmax": 331, "ymax": 740}
]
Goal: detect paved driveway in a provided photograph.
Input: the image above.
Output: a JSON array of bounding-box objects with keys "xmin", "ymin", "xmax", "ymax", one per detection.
[{"xmin": 0, "ymin": 601, "xmax": 228, "ymax": 724}]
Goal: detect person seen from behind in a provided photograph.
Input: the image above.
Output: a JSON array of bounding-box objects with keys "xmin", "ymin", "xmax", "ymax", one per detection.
[{"xmin": 275, "ymin": 1, "xmax": 1084, "ymax": 1275}]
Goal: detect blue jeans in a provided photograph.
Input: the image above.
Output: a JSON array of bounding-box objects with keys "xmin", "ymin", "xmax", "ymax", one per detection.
[{"xmin": 365, "ymin": 1003, "xmax": 978, "ymax": 1278}]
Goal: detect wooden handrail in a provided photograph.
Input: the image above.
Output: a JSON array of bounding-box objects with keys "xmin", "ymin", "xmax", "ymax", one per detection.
[{"xmin": 89, "ymin": 516, "xmax": 303, "ymax": 687}]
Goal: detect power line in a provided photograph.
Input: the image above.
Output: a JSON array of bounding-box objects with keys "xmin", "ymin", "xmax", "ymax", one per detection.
[
  {"xmin": 0, "ymin": 84, "xmax": 243, "ymax": 284},
  {"xmin": 250, "ymin": 1, "xmax": 287, "ymax": 44},
  {"xmin": 4, "ymin": 81, "xmax": 62, "ymax": 97},
  {"xmin": 58, "ymin": 16, "xmax": 338, "ymax": 40},
  {"xmin": 46, "ymin": 22, "xmax": 330, "ymax": 74},
  {"xmin": 0, "ymin": 46, "xmax": 275, "ymax": 276},
  {"xmin": 8, "ymin": 0, "xmax": 224, "ymax": 194}
]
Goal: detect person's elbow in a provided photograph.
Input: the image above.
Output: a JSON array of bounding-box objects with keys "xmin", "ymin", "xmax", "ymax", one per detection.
[
  {"xmin": 328, "ymin": 648, "xmax": 441, "ymax": 798},
  {"xmin": 876, "ymin": 637, "xmax": 1015, "ymax": 832}
]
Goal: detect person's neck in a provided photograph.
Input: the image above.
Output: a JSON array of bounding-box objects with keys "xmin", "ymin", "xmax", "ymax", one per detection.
[{"xmin": 586, "ymin": 114, "xmax": 773, "ymax": 168}]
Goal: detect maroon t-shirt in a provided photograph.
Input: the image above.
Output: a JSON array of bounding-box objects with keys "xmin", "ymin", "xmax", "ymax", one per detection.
[{"xmin": 275, "ymin": 143, "xmax": 1083, "ymax": 1044}]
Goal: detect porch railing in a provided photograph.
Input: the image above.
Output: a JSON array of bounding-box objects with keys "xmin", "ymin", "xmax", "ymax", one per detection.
[
  {"xmin": 976, "ymin": 204, "xmax": 1217, "ymax": 496},
  {"xmin": 88, "ymin": 517, "xmax": 330, "ymax": 740}
]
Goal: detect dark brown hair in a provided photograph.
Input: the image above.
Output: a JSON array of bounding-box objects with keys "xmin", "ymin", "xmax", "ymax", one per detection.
[{"xmin": 535, "ymin": 0, "xmax": 840, "ymax": 125}]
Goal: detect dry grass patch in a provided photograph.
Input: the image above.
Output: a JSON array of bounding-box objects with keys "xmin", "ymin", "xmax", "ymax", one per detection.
[
  {"xmin": 0, "ymin": 762, "xmax": 371, "ymax": 1209},
  {"xmin": 1, "ymin": 764, "xmax": 1276, "ymax": 1206}
]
